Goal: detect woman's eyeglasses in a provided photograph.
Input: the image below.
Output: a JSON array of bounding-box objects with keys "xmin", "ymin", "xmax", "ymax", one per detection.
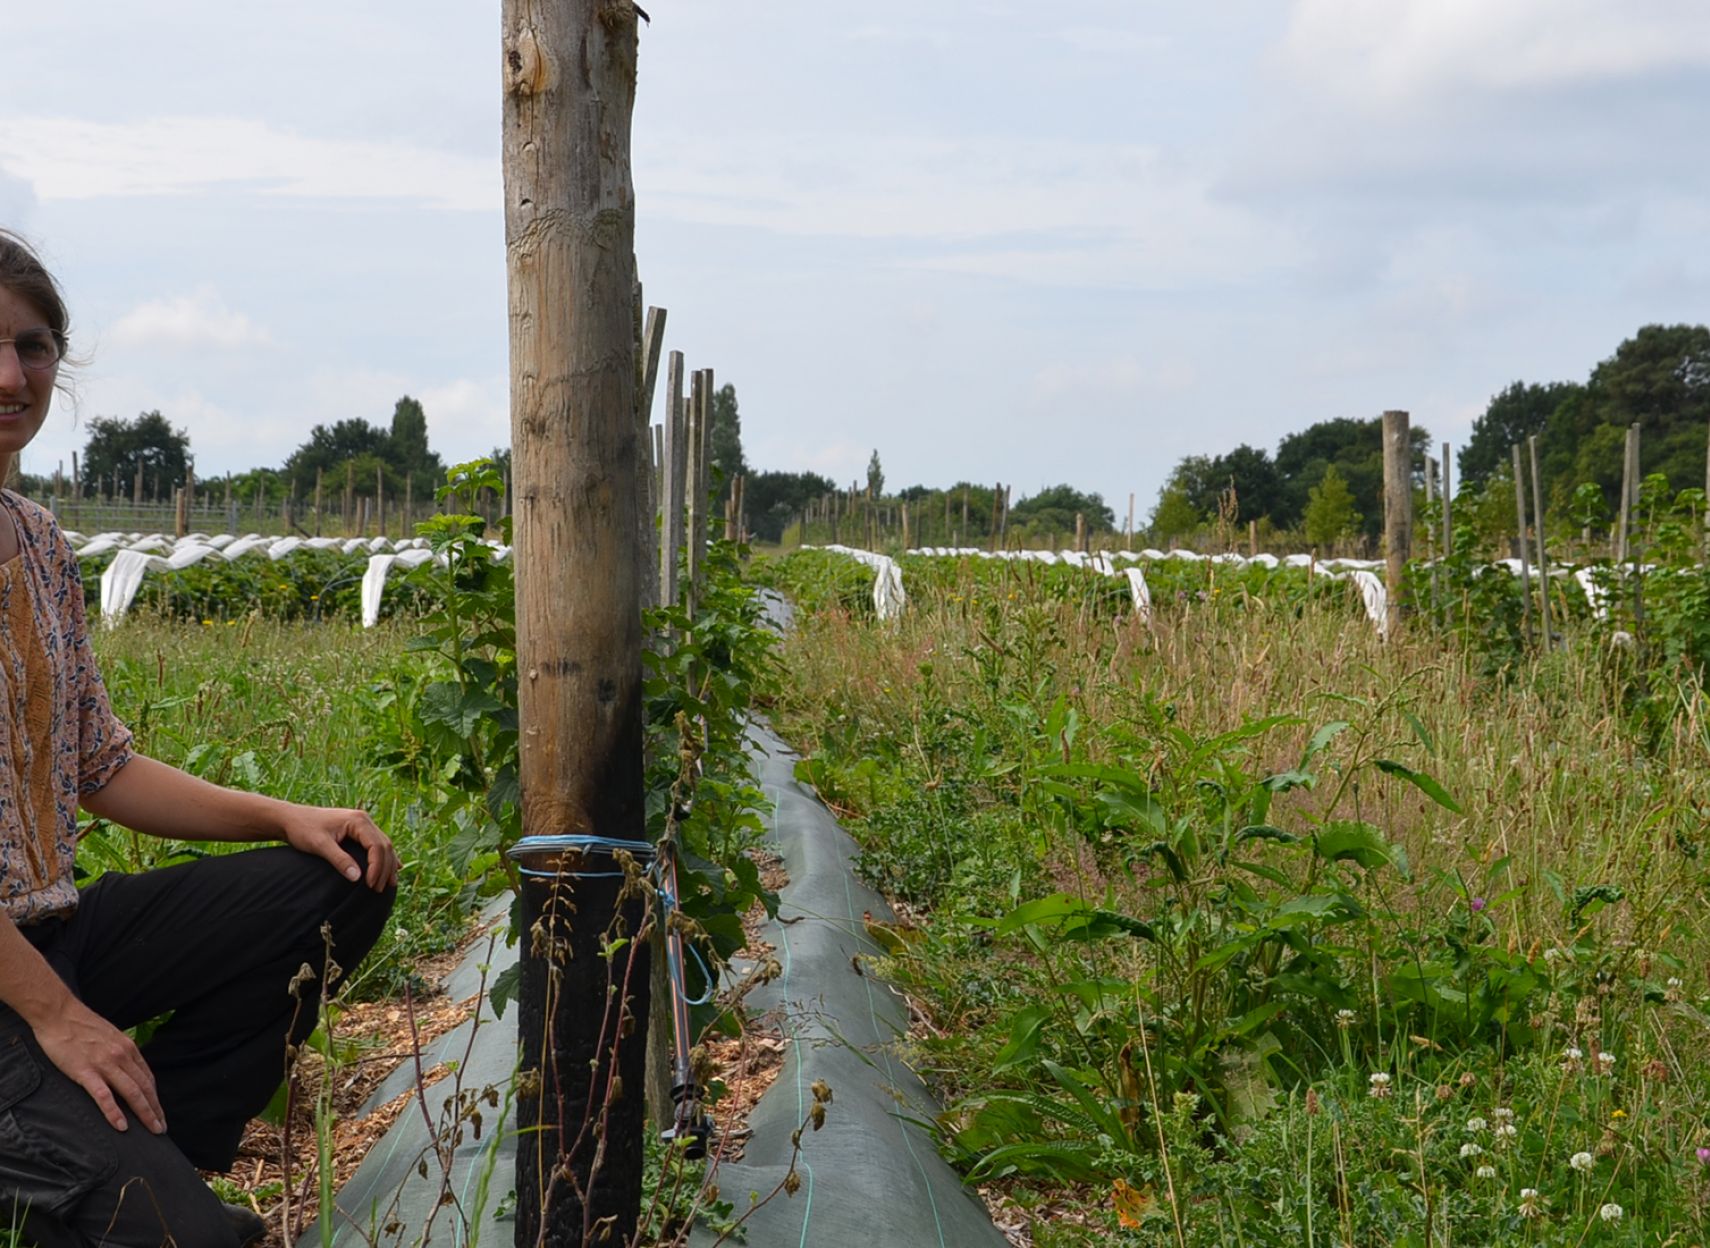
[{"xmin": 0, "ymin": 328, "xmax": 66, "ymax": 371}]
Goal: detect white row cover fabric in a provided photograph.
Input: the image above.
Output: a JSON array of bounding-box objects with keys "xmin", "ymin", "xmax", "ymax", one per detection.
[
  {"xmin": 816, "ymin": 545, "xmax": 908, "ymax": 620},
  {"xmin": 68, "ymin": 531, "xmax": 510, "ymax": 627},
  {"xmin": 893, "ymin": 547, "xmax": 1393, "ymax": 634}
]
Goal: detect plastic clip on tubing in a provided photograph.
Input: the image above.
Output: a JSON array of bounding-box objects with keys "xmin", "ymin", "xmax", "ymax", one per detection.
[{"xmin": 507, "ymin": 834, "xmax": 657, "ymax": 879}]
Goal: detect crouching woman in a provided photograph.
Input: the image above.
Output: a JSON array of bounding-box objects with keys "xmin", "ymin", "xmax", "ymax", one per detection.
[{"xmin": 0, "ymin": 229, "xmax": 399, "ymax": 1247}]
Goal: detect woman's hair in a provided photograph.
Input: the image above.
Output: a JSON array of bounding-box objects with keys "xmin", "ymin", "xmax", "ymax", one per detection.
[{"xmin": 0, "ymin": 229, "xmax": 70, "ymax": 339}]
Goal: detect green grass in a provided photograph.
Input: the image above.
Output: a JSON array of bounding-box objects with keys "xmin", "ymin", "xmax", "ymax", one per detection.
[
  {"xmin": 89, "ymin": 612, "xmax": 473, "ymax": 996},
  {"xmin": 762, "ymin": 549, "xmax": 1710, "ymax": 1246}
]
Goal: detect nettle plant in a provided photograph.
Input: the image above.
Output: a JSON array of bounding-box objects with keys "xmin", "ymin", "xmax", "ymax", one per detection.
[{"xmin": 948, "ymin": 684, "xmax": 1506, "ymax": 1183}]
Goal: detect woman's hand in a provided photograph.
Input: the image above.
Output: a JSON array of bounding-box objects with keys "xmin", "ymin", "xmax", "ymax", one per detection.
[
  {"xmin": 33, "ymin": 995, "xmax": 167, "ymax": 1135},
  {"xmin": 279, "ymin": 806, "xmax": 400, "ymax": 891}
]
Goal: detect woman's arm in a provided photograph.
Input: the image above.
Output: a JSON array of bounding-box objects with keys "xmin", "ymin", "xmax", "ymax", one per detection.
[
  {"xmin": 0, "ymin": 911, "xmax": 166, "ymax": 1135},
  {"xmin": 80, "ymin": 754, "xmax": 400, "ymax": 891}
]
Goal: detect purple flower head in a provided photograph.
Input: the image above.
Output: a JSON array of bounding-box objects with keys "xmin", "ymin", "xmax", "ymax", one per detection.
[
  {"xmin": 1470, "ymin": 897, "xmax": 1487, "ymax": 913},
  {"xmin": 1698, "ymin": 1147, "xmax": 1710, "ymax": 1165}
]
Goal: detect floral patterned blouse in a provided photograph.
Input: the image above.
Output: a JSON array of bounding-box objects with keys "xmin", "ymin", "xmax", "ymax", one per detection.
[{"xmin": 0, "ymin": 491, "xmax": 133, "ymax": 923}]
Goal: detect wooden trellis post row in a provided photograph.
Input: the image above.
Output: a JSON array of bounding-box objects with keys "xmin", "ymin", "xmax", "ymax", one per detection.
[{"xmin": 500, "ymin": 4, "xmax": 652, "ymax": 1246}]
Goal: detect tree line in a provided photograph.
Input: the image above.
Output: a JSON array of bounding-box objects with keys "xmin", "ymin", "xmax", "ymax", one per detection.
[{"xmin": 1146, "ymin": 322, "xmax": 1710, "ymax": 551}]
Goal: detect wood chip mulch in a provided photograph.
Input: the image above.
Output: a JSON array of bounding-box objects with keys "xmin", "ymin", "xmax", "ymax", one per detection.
[{"xmin": 218, "ymin": 849, "xmax": 792, "ymax": 1248}]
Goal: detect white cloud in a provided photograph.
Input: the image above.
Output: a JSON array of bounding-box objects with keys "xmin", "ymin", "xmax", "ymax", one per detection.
[
  {"xmin": 643, "ymin": 134, "xmax": 1295, "ymax": 289},
  {"xmin": 108, "ymin": 287, "xmax": 272, "ymax": 351},
  {"xmin": 419, "ymin": 377, "xmax": 510, "ymax": 461},
  {"xmin": 1279, "ymin": 0, "xmax": 1710, "ymax": 104},
  {"xmin": 0, "ymin": 116, "xmax": 497, "ymax": 211}
]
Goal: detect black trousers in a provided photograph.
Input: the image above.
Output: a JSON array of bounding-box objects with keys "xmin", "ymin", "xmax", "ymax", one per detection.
[{"xmin": 0, "ymin": 846, "xmax": 395, "ymax": 1248}]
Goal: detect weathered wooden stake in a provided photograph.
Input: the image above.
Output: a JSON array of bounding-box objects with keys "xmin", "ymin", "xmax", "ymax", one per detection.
[
  {"xmin": 1441, "ymin": 442, "xmax": 1452, "ymax": 557},
  {"xmin": 1380, "ymin": 410, "xmax": 1411, "ymax": 638},
  {"xmin": 1127, "ymin": 492, "xmax": 1135, "ymax": 550},
  {"xmin": 661, "ymin": 352, "xmax": 686, "ymax": 608},
  {"xmin": 1617, "ymin": 423, "xmax": 1639, "ymax": 564},
  {"xmin": 1529, "ymin": 434, "xmax": 1551, "ymax": 651},
  {"xmin": 1512, "ymin": 443, "xmax": 1533, "ymax": 644},
  {"xmin": 1074, "ymin": 511, "xmax": 1086, "ymax": 553},
  {"xmin": 502, "ymin": 3, "xmax": 651, "ymax": 1245}
]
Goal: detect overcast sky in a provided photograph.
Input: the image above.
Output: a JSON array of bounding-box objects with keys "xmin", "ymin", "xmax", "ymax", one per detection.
[{"xmin": 3, "ymin": 2, "xmax": 1707, "ymax": 519}]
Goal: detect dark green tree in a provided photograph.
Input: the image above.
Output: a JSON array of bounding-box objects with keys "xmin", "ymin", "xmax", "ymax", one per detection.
[
  {"xmin": 1303, "ymin": 464, "xmax": 1362, "ymax": 549},
  {"xmin": 1539, "ymin": 324, "xmax": 1710, "ymax": 510},
  {"xmin": 1273, "ymin": 415, "xmax": 1431, "ymax": 537},
  {"xmin": 80, "ymin": 411, "xmax": 192, "ymax": 500},
  {"xmin": 744, "ymin": 469, "xmax": 836, "ymax": 543},
  {"xmin": 1206, "ymin": 444, "xmax": 1283, "ymax": 523},
  {"xmin": 388, "ymin": 395, "xmax": 443, "ymax": 492},
  {"xmin": 1459, "ymin": 381, "xmax": 1582, "ymax": 489},
  {"xmin": 710, "ymin": 384, "xmax": 746, "ymax": 501},
  {"xmin": 1148, "ymin": 484, "xmax": 1202, "ymax": 544},
  {"xmin": 1007, "ymin": 484, "xmax": 1116, "ymax": 535},
  {"xmin": 866, "ymin": 450, "xmax": 884, "ymax": 499},
  {"xmin": 282, "ymin": 417, "xmax": 390, "ymax": 485}
]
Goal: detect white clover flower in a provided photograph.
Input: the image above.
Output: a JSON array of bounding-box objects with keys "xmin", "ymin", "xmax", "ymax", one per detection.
[
  {"xmin": 1335, "ymin": 1008, "xmax": 1356, "ymax": 1028},
  {"xmin": 1465, "ymin": 1116, "xmax": 1488, "ymax": 1133},
  {"xmin": 1368, "ymin": 1071, "xmax": 1392, "ymax": 1099},
  {"xmin": 1667, "ymin": 976, "xmax": 1684, "ymax": 989},
  {"xmin": 1518, "ymin": 1188, "xmax": 1542, "ymax": 1218},
  {"xmin": 1494, "ymin": 1122, "xmax": 1519, "ymax": 1141},
  {"xmin": 1460, "ymin": 1142, "xmax": 1483, "ymax": 1158},
  {"xmin": 1493, "ymin": 1107, "xmax": 1515, "ymax": 1122},
  {"xmin": 1599, "ymin": 1202, "xmax": 1623, "ymax": 1223},
  {"xmin": 1476, "ymin": 1164, "xmax": 1497, "ymax": 1180},
  {"xmin": 1570, "ymin": 1151, "xmax": 1594, "ymax": 1172},
  {"xmin": 1563, "ymin": 1046, "xmax": 1584, "ymax": 1061},
  {"xmin": 1597, "ymin": 1051, "xmax": 1615, "ymax": 1073},
  {"xmin": 1543, "ymin": 947, "xmax": 1561, "ymax": 963}
]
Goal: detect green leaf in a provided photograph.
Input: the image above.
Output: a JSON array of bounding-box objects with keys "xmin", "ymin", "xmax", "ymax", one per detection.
[
  {"xmin": 1235, "ymin": 824, "xmax": 1299, "ymax": 846},
  {"xmin": 1372, "ymin": 759, "xmax": 1463, "ymax": 813},
  {"xmin": 1302, "ymin": 720, "xmax": 1350, "ymax": 764},
  {"xmin": 993, "ymin": 1005, "xmax": 1050, "ymax": 1072},
  {"xmin": 1401, "ymin": 710, "xmax": 1435, "ymax": 756},
  {"xmin": 488, "ymin": 962, "xmax": 522, "ymax": 1019},
  {"xmin": 1314, "ymin": 821, "xmax": 1404, "ymax": 872}
]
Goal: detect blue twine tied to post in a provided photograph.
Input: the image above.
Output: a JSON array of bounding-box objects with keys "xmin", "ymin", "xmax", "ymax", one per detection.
[
  {"xmin": 507, "ymin": 833, "xmax": 657, "ymax": 879},
  {"xmin": 507, "ymin": 833, "xmax": 715, "ymax": 1006}
]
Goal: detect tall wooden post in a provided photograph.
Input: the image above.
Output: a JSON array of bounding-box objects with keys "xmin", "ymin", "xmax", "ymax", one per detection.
[
  {"xmin": 502, "ymin": 4, "xmax": 650, "ymax": 1246},
  {"xmin": 988, "ymin": 483, "xmax": 1002, "ymax": 553},
  {"xmin": 661, "ymin": 351, "xmax": 686, "ymax": 608},
  {"xmin": 1127, "ymin": 492, "xmax": 1135, "ymax": 550},
  {"xmin": 1074, "ymin": 511, "xmax": 1086, "ymax": 553},
  {"xmin": 1440, "ymin": 442, "xmax": 1452, "ymax": 557},
  {"xmin": 1529, "ymin": 434, "xmax": 1551, "ymax": 651},
  {"xmin": 1617, "ymin": 423, "xmax": 1639, "ymax": 564},
  {"xmin": 313, "ymin": 467, "xmax": 323, "ymax": 537},
  {"xmin": 636, "ymin": 306, "xmax": 667, "ymax": 608},
  {"xmin": 1512, "ymin": 443, "xmax": 1533, "ymax": 644},
  {"xmin": 683, "ymin": 370, "xmax": 704, "ymax": 605},
  {"xmin": 1380, "ymin": 410, "xmax": 1411, "ymax": 638},
  {"xmin": 693, "ymin": 368, "xmax": 712, "ymax": 594}
]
